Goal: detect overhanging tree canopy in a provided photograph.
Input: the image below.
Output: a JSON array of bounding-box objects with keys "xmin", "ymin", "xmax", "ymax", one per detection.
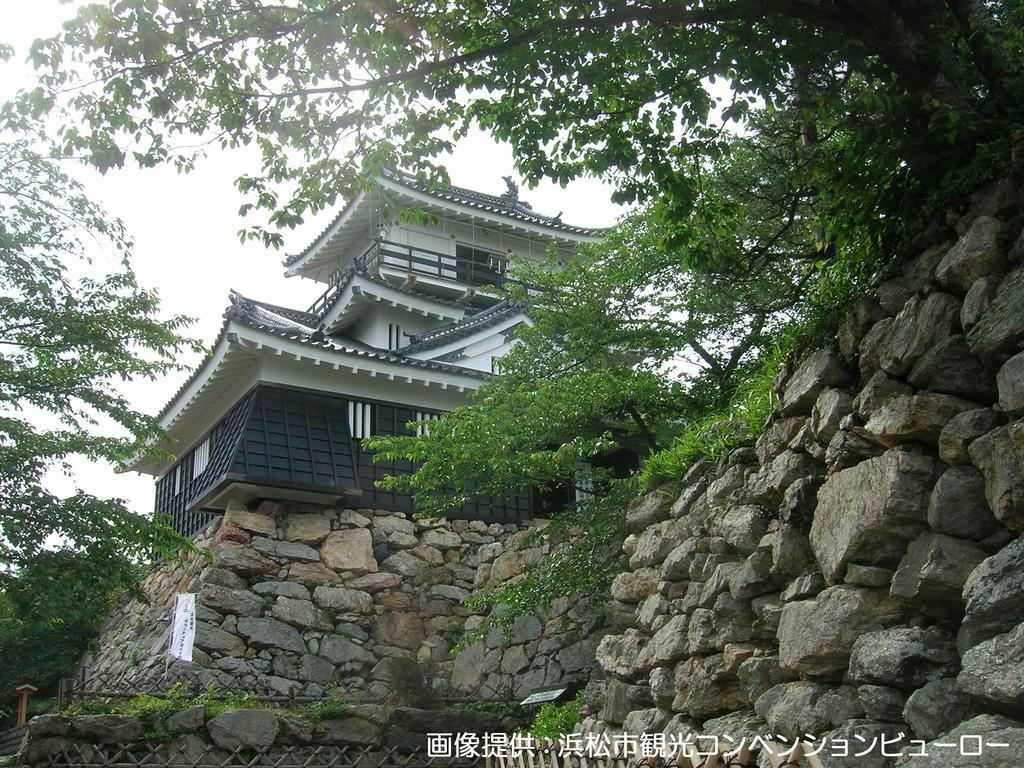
[{"xmin": 10, "ymin": 0, "xmax": 1023, "ymax": 253}]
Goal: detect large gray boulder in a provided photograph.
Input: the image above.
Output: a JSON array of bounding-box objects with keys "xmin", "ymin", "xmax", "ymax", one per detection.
[
  {"xmin": 997, "ymin": 351, "xmax": 1024, "ymax": 413},
  {"xmin": 927, "ymin": 467, "xmax": 1001, "ymax": 540},
  {"xmin": 847, "ymin": 627, "xmax": 959, "ymax": 690},
  {"xmin": 903, "ymin": 678, "xmax": 980, "ymax": 741},
  {"xmin": 236, "ymin": 617, "xmax": 306, "ymax": 653},
  {"xmin": 969, "ymin": 420, "xmax": 1024, "ymax": 531},
  {"xmin": 966, "ymin": 267, "xmax": 1024, "ymax": 360},
  {"xmin": 314, "ymin": 716, "xmax": 383, "ymax": 746},
  {"xmin": 938, "ymin": 408, "xmax": 1004, "ymax": 465},
  {"xmin": 777, "ymin": 585, "xmax": 906, "ymax": 678},
  {"xmin": 958, "ymin": 536, "xmax": 1024, "ymax": 652},
  {"xmin": 862, "ymin": 393, "xmax": 976, "ymax": 448},
  {"xmin": 207, "ymin": 710, "xmax": 279, "ymax": 750},
  {"xmin": 197, "ymin": 583, "xmax": 263, "ymax": 618},
  {"xmin": 636, "ymin": 614, "xmax": 689, "ymax": 672},
  {"xmin": 811, "ymin": 448, "xmax": 938, "ymax": 582},
  {"xmin": 936, "ymin": 215, "xmax": 1004, "ymax": 293},
  {"xmin": 894, "ymin": 714, "xmax": 1024, "ymax": 767},
  {"xmin": 754, "ymin": 681, "xmax": 833, "ymax": 739},
  {"xmin": 71, "ymin": 715, "xmax": 143, "ymax": 744},
  {"xmin": 889, "ymin": 532, "xmax": 987, "ymax": 618},
  {"xmin": 907, "ymin": 337, "xmax": 995, "ymax": 401},
  {"xmin": 596, "ymin": 630, "xmax": 647, "ymax": 679},
  {"xmin": 958, "ymin": 622, "xmax": 1024, "ymax": 710},
  {"xmin": 781, "ymin": 349, "xmax": 851, "ymax": 416},
  {"xmin": 879, "ymin": 292, "xmax": 962, "ymax": 376},
  {"xmin": 625, "ymin": 491, "xmax": 671, "ymax": 533}
]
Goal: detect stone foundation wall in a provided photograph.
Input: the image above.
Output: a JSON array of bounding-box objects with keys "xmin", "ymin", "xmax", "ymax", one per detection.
[
  {"xmin": 583, "ymin": 178, "xmax": 1024, "ymax": 765},
  {"xmin": 85, "ymin": 501, "xmax": 601, "ymax": 702}
]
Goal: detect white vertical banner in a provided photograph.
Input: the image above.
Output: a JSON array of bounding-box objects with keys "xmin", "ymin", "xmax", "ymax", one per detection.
[{"xmin": 167, "ymin": 593, "xmax": 196, "ymax": 663}]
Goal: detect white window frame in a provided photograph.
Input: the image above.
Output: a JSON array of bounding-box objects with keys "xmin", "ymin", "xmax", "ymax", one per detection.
[
  {"xmin": 414, "ymin": 410, "xmax": 441, "ymax": 437},
  {"xmin": 348, "ymin": 400, "xmax": 374, "ymax": 439},
  {"xmin": 192, "ymin": 435, "xmax": 212, "ymax": 479}
]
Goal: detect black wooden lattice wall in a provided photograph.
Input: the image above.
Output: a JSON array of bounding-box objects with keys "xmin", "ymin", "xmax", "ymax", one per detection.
[{"xmin": 156, "ymin": 385, "xmax": 532, "ymax": 537}]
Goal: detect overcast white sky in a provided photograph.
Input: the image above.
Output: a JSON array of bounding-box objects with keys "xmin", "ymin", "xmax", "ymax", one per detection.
[{"xmin": 2, "ymin": 1, "xmax": 627, "ymax": 517}]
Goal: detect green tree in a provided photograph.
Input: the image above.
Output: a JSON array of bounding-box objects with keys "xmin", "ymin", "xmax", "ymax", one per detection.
[
  {"xmin": 10, "ymin": 0, "xmax": 1022, "ymax": 253},
  {"xmin": 0, "ymin": 136, "xmax": 198, "ymax": 568},
  {"xmin": 0, "ymin": 549, "xmax": 140, "ymax": 720}
]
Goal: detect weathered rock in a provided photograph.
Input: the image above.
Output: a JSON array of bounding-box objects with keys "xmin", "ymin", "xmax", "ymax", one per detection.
[
  {"xmin": 165, "ymin": 706, "xmax": 205, "ymax": 733},
  {"xmin": 845, "ymin": 564, "xmax": 894, "ymax": 588},
  {"xmin": 252, "ymin": 581, "xmax": 311, "ymax": 600},
  {"xmin": 207, "ymin": 710, "xmax": 279, "ymax": 750},
  {"xmin": 194, "ymin": 620, "xmax": 246, "ymax": 656},
  {"xmin": 938, "ymin": 408, "xmax": 1004, "ymax": 465},
  {"xmin": 997, "ymin": 352, "xmax": 1024, "ymax": 413},
  {"xmin": 236, "ymin": 617, "xmax": 305, "ymax": 653},
  {"xmin": 878, "ymin": 277, "xmax": 918, "ymax": 315},
  {"xmin": 903, "ymin": 678, "xmax": 980, "ymax": 741},
  {"xmin": 966, "ymin": 267, "xmax": 1024, "ymax": 360},
  {"xmin": 824, "ymin": 425, "xmax": 886, "ymax": 473},
  {"xmin": 223, "ymin": 501, "xmax": 278, "ymax": 537},
  {"xmin": 72, "ymin": 714, "xmax": 143, "ymax": 743},
  {"xmin": 313, "ymin": 716, "xmax": 382, "ymax": 746},
  {"xmin": 858, "ymin": 684, "xmax": 907, "ymax": 722},
  {"xmin": 252, "ymin": 536, "xmax": 320, "ymax": 562},
  {"xmin": 782, "ymin": 572, "xmax": 826, "ymax": 602},
  {"xmin": 319, "ymin": 528, "xmax": 377, "ymax": 574},
  {"xmin": 421, "ymin": 528, "xmax": 462, "ymax": 549},
  {"xmin": 754, "ymin": 681, "xmax": 833, "ymax": 738},
  {"xmin": 214, "ymin": 541, "xmax": 278, "ymax": 576},
  {"xmin": 907, "ymin": 337, "xmax": 995, "ymax": 401},
  {"xmin": 673, "ymin": 654, "xmax": 748, "ymax": 718},
  {"xmin": 372, "ymin": 612, "xmax": 425, "ymax": 651},
  {"xmin": 890, "ymin": 533, "xmax": 987, "ymax": 618},
  {"xmin": 848, "ymin": 627, "xmax": 958, "ymax": 691},
  {"xmin": 879, "ymin": 292, "xmax": 962, "ymax": 376},
  {"xmin": 198, "ymin": 583, "xmax": 263, "ymax": 618},
  {"xmin": 959, "ymin": 536, "xmax": 1024, "ymax": 652},
  {"xmin": 629, "ymin": 520, "xmax": 678, "ymax": 568},
  {"xmin": 777, "ymin": 586, "xmax": 906, "ymax": 678},
  {"xmin": 381, "ymin": 550, "xmax": 430, "ymax": 578},
  {"xmin": 928, "ymin": 467, "xmax": 1001, "ymax": 540},
  {"xmin": 810, "ymin": 388, "xmax": 854, "ymax": 442},
  {"xmin": 936, "ymin": 215, "xmax": 1004, "ymax": 293},
  {"xmin": 610, "ymin": 568, "xmax": 658, "ymax": 604},
  {"xmin": 894, "ymin": 714, "xmax": 1024, "ymax": 767},
  {"xmin": 768, "ymin": 524, "xmax": 815, "ymax": 583},
  {"xmin": 346, "ymin": 572, "xmax": 401, "ymax": 592},
  {"xmin": 747, "ymin": 451, "xmax": 821, "ymax": 509},
  {"xmin": 778, "ymin": 475, "xmax": 824, "ymax": 532},
  {"xmin": 713, "ymin": 505, "xmax": 769, "ymax": 553},
  {"xmin": 319, "ymin": 634, "xmax": 376, "ymax": 667},
  {"xmin": 636, "ymin": 615, "xmax": 689, "ymax": 672},
  {"xmin": 287, "ymin": 561, "xmax": 342, "ymax": 587},
  {"xmin": 705, "ymin": 464, "xmax": 747, "ymax": 509},
  {"xmin": 199, "ymin": 567, "xmax": 248, "ymax": 590},
  {"xmin": 272, "ymin": 653, "xmax": 334, "ymax": 684},
  {"xmin": 596, "ymin": 630, "xmax": 647, "ymax": 680},
  {"xmin": 862, "ymin": 393, "xmax": 976, "ymax": 448},
  {"xmin": 961, "ymin": 275, "xmax": 1001, "ymax": 331},
  {"xmin": 755, "ymin": 417, "xmax": 808, "ymax": 464},
  {"xmin": 958, "ymin": 622, "xmax": 1024, "ymax": 710},
  {"xmin": 968, "ymin": 421, "xmax": 1024, "ymax": 531},
  {"xmin": 313, "ymin": 586, "xmax": 373, "ymax": 613},
  {"xmin": 819, "ymin": 721, "xmax": 909, "ymax": 768},
  {"xmin": 626, "ymin": 491, "xmax": 672, "ymax": 533},
  {"xmin": 271, "ymin": 595, "xmax": 321, "ymax": 628},
  {"xmin": 386, "ymin": 708, "xmax": 501, "ymax": 749},
  {"xmin": 853, "ymin": 373, "xmax": 913, "ymax": 421},
  {"xmin": 811, "ymin": 448, "xmax": 938, "ymax": 582},
  {"xmin": 284, "ymin": 513, "xmax": 332, "ymax": 545},
  {"xmin": 729, "ymin": 549, "xmax": 776, "ymax": 600},
  {"xmin": 621, "ymin": 707, "xmax": 672, "ymax": 735},
  {"xmin": 781, "ymin": 349, "xmax": 851, "ymax": 416},
  {"xmin": 859, "ymin": 318, "xmax": 895, "ymax": 379}
]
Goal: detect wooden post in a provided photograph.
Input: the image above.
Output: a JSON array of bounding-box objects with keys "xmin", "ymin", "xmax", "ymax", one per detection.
[{"xmin": 14, "ymin": 684, "xmax": 37, "ymax": 726}]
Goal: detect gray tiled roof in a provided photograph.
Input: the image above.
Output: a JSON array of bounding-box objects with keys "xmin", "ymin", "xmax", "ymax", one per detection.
[
  {"xmin": 398, "ymin": 299, "xmax": 526, "ymax": 354},
  {"xmin": 226, "ymin": 293, "xmax": 489, "ymax": 379}
]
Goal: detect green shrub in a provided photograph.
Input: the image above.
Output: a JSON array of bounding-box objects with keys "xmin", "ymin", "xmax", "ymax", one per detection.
[
  {"xmin": 309, "ymin": 697, "xmax": 348, "ymax": 720},
  {"xmin": 523, "ymin": 692, "xmax": 584, "ymax": 739}
]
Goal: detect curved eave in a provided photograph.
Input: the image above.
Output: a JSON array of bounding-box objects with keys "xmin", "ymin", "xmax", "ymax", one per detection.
[
  {"xmin": 402, "ymin": 313, "xmax": 530, "ymax": 361},
  {"xmin": 376, "ymin": 175, "xmax": 605, "ymax": 244},
  {"xmin": 322, "ymin": 274, "xmax": 469, "ymax": 333}
]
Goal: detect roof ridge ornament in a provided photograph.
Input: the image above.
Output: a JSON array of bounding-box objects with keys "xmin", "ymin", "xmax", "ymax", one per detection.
[{"xmin": 501, "ymin": 175, "xmax": 519, "ymax": 202}]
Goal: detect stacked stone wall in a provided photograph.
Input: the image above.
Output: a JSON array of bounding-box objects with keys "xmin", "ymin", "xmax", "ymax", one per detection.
[
  {"xmin": 85, "ymin": 501, "xmax": 601, "ymax": 702},
  {"xmin": 584, "ymin": 177, "xmax": 1024, "ymax": 766}
]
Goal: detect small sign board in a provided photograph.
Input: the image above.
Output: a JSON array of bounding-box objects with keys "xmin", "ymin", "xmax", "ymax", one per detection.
[{"xmin": 519, "ymin": 687, "xmax": 569, "ymax": 706}]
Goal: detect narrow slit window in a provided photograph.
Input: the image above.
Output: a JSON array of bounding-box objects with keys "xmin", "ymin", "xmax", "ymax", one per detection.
[
  {"xmin": 388, "ymin": 323, "xmax": 403, "ymax": 350},
  {"xmin": 414, "ymin": 411, "xmax": 440, "ymax": 437},
  {"xmin": 192, "ymin": 436, "xmax": 211, "ymax": 478},
  {"xmin": 348, "ymin": 400, "xmax": 375, "ymax": 439}
]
